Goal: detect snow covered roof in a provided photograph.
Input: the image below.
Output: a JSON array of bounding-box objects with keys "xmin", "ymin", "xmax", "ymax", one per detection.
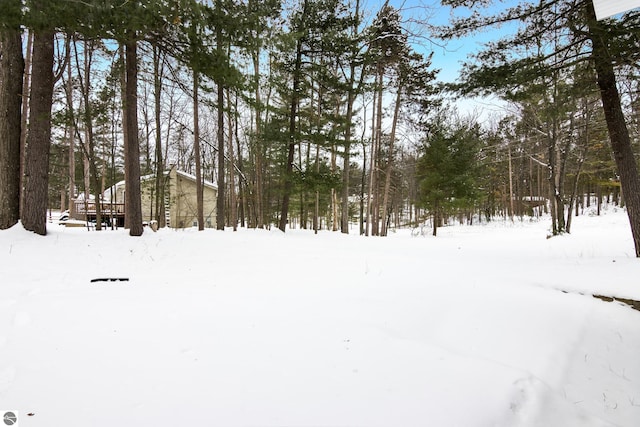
[
  {"xmin": 102, "ymin": 168, "xmax": 217, "ymax": 201},
  {"xmin": 174, "ymin": 169, "xmax": 217, "ymax": 191}
]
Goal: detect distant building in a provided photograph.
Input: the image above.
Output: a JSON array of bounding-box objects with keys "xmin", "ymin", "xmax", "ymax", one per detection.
[{"xmin": 70, "ymin": 167, "xmax": 217, "ymax": 229}]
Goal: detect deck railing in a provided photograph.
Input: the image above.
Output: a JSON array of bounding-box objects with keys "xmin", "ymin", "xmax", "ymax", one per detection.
[{"xmin": 72, "ymin": 200, "xmax": 125, "ymax": 216}]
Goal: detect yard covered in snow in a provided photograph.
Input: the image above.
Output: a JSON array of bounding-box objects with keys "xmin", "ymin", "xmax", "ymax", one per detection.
[{"xmin": 1, "ymin": 208, "xmax": 640, "ymax": 426}]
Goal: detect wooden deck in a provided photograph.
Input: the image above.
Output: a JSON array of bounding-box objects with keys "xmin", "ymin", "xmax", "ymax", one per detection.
[{"xmin": 71, "ymin": 200, "xmax": 126, "ymax": 226}]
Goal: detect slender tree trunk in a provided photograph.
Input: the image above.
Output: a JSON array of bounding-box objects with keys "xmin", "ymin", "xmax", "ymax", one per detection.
[
  {"xmin": 235, "ymin": 114, "xmax": 246, "ymax": 228},
  {"xmin": 508, "ymin": 144, "xmax": 514, "ymax": 219},
  {"xmin": 360, "ymin": 137, "xmax": 366, "ymax": 235},
  {"xmin": 22, "ymin": 28, "xmax": 54, "ymax": 235},
  {"xmin": 252, "ymin": 51, "xmax": 264, "ymax": 228},
  {"xmin": 153, "ymin": 44, "xmax": 165, "ymax": 227},
  {"xmin": 0, "ymin": 22, "xmax": 24, "ymax": 229},
  {"xmin": 331, "ymin": 146, "xmax": 338, "ymax": 231},
  {"xmin": 119, "ymin": 45, "xmax": 130, "ymax": 229},
  {"xmin": 566, "ymin": 159, "xmax": 584, "ymax": 234},
  {"xmin": 314, "ymin": 143, "xmax": 320, "ymax": 233},
  {"xmin": 341, "ymin": 0, "xmax": 363, "ymax": 235},
  {"xmin": 78, "ymin": 40, "xmax": 102, "ymax": 230},
  {"xmin": 279, "ymin": 7, "xmax": 306, "ymax": 232},
  {"xmin": 19, "ymin": 31, "xmax": 33, "ymax": 218},
  {"xmin": 366, "ymin": 88, "xmax": 377, "ymax": 236},
  {"xmin": 216, "ymin": 79, "xmax": 225, "ymax": 230},
  {"xmin": 228, "ymin": 89, "xmax": 237, "ymax": 231},
  {"xmin": 341, "ymin": 90, "xmax": 354, "ymax": 234},
  {"xmin": 586, "ymin": 1, "xmax": 640, "ymax": 257},
  {"xmin": 380, "ymin": 84, "xmax": 402, "ymax": 236},
  {"xmin": 65, "ymin": 45, "xmax": 76, "ymax": 213},
  {"xmin": 370, "ymin": 69, "xmax": 384, "ymax": 236},
  {"xmin": 124, "ymin": 37, "xmax": 143, "ymax": 236},
  {"xmin": 193, "ymin": 71, "xmax": 204, "ymax": 230},
  {"xmin": 432, "ymin": 199, "xmax": 439, "ymax": 237}
]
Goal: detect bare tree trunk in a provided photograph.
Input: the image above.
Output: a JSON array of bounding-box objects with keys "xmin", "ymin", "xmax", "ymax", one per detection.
[
  {"xmin": 370, "ymin": 70, "xmax": 384, "ymax": 236},
  {"xmin": 153, "ymin": 44, "xmax": 165, "ymax": 227},
  {"xmin": 193, "ymin": 71, "xmax": 204, "ymax": 230},
  {"xmin": 216, "ymin": 79, "xmax": 225, "ymax": 230},
  {"xmin": 65, "ymin": 45, "xmax": 76, "ymax": 212},
  {"xmin": 0, "ymin": 21, "xmax": 24, "ymax": 229},
  {"xmin": 566, "ymin": 159, "xmax": 584, "ymax": 234},
  {"xmin": 228, "ymin": 89, "xmax": 237, "ymax": 231},
  {"xmin": 119, "ymin": 45, "xmax": 130, "ymax": 229},
  {"xmin": 22, "ymin": 27, "xmax": 54, "ymax": 235},
  {"xmin": 124, "ymin": 37, "xmax": 143, "ymax": 236},
  {"xmin": 252, "ymin": 51, "xmax": 264, "ymax": 228},
  {"xmin": 366, "ymin": 88, "xmax": 377, "ymax": 237},
  {"xmin": 76, "ymin": 40, "xmax": 102, "ymax": 230},
  {"xmin": 314, "ymin": 143, "xmax": 320, "ymax": 233},
  {"xmin": 19, "ymin": 31, "xmax": 33, "ymax": 218},
  {"xmin": 341, "ymin": 92, "xmax": 354, "ymax": 233},
  {"xmin": 380, "ymin": 85, "xmax": 402, "ymax": 236},
  {"xmin": 340, "ymin": 0, "xmax": 363, "ymax": 235},
  {"xmin": 508, "ymin": 144, "xmax": 514, "ymax": 219},
  {"xmin": 432, "ymin": 199, "xmax": 439, "ymax": 237},
  {"xmin": 360, "ymin": 129, "xmax": 367, "ymax": 235},
  {"xmin": 279, "ymin": 10, "xmax": 305, "ymax": 232},
  {"xmin": 235, "ymin": 114, "xmax": 246, "ymax": 228}
]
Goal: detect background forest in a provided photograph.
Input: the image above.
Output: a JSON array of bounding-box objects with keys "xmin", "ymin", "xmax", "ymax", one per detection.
[{"xmin": 1, "ymin": 0, "xmax": 640, "ymax": 246}]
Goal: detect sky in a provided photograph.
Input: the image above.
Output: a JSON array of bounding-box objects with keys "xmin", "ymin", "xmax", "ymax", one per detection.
[{"xmin": 369, "ymin": 0, "xmax": 523, "ymax": 120}]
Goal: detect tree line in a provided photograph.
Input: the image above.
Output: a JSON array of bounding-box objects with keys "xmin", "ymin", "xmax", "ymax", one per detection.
[{"xmin": 1, "ymin": 0, "xmax": 640, "ymax": 256}]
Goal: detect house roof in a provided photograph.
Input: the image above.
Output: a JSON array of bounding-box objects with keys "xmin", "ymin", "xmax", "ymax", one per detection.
[{"xmin": 173, "ymin": 169, "xmax": 218, "ymax": 191}]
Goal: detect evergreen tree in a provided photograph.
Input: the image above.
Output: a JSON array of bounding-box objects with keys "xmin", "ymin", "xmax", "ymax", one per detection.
[
  {"xmin": 416, "ymin": 119, "xmax": 481, "ymax": 236},
  {"xmin": 21, "ymin": 0, "xmax": 55, "ymax": 236}
]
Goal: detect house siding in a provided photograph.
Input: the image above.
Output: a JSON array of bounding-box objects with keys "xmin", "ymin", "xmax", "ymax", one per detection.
[{"xmin": 168, "ymin": 169, "xmax": 217, "ymax": 228}]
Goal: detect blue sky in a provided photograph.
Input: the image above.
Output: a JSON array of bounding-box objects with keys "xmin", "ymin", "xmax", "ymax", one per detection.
[
  {"xmin": 390, "ymin": 0, "xmax": 521, "ymax": 83},
  {"xmin": 355, "ymin": 0, "xmax": 522, "ymax": 84}
]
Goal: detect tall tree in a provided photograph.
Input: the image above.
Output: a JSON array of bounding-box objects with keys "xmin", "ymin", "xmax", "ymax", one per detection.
[
  {"xmin": 278, "ymin": 0, "xmax": 309, "ymax": 232},
  {"xmin": 367, "ymin": 2, "xmax": 408, "ymax": 236},
  {"xmin": 124, "ymin": 36, "xmax": 144, "ymax": 236},
  {"xmin": 584, "ymin": 0, "xmax": 640, "ymax": 256},
  {"xmin": 416, "ymin": 118, "xmax": 481, "ymax": 236},
  {"xmin": 152, "ymin": 43, "xmax": 166, "ymax": 227},
  {"xmin": 0, "ymin": 0, "xmax": 24, "ymax": 229},
  {"xmin": 380, "ymin": 51, "xmax": 437, "ymax": 236},
  {"xmin": 21, "ymin": 2, "xmax": 55, "ymax": 235},
  {"xmin": 74, "ymin": 38, "xmax": 105, "ymax": 230},
  {"xmin": 242, "ymin": 0, "xmax": 281, "ymax": 228},
  {"xmin": 339, "ymin": 0, "xmax": 369, "ymax": 234},
  {"xmin": 193, "ymin": 69, "xmax": 204, "ymax": 230}
]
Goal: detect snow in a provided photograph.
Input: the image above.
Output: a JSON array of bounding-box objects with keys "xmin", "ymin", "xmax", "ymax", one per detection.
[{"xmin": 1, "ymin": 208, "xmax": 640, "ymax": 426}]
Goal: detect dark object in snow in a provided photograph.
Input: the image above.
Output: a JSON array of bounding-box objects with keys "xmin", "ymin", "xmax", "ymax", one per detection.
[
  {"xmin": 593, "ymin": 294, "xmax": 640, "ymax": 312},
  {"xmin": 91, "ymin": 278, "xmax": 130, "ymax": 283}
]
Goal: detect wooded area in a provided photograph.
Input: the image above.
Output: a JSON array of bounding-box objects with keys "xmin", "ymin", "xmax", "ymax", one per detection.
[{"xmin": 1, "ymin": 0, "xmax": 639, "ymax": 255}]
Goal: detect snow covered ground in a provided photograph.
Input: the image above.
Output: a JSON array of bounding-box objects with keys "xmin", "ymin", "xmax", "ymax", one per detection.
[{"xmin": 1, "ymin": 208, "xmax": 639, "ymax": 426}]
